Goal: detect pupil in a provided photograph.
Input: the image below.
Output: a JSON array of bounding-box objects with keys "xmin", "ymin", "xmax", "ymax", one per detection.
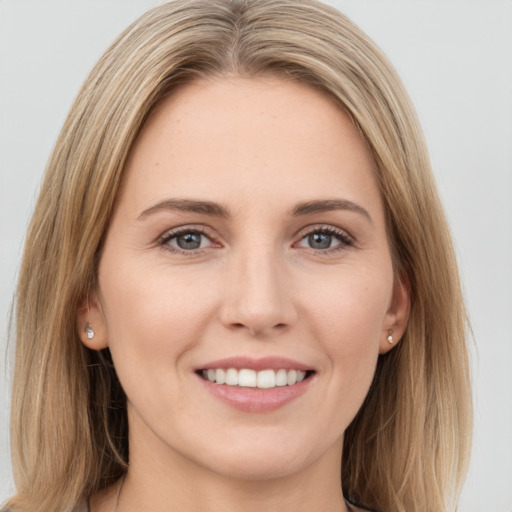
[
  {"xmin": 309, "ymin": 232, "xmax": 331, "ymax": 249},
  {"xmin": 177, "ymin": 232, "xmax": 201, "ymax": 250}
]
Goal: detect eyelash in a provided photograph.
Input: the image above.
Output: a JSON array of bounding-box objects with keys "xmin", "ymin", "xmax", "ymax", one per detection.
[
  {"xmin": 293, "ymin": 225, "xmax": 354, "ymax": 254},
  {"xmin": 158, "ymin": 225, "xmax": 354, "ymax": 255},
  {"xmin": 158, "ymin": 226, "xmax": 218, "ymax": 255}
]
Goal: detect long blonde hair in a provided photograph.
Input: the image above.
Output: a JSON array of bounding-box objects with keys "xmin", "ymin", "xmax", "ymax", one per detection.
[{"xmin": 5, "ymin": 1, "xmax": 472, "ymax": 511}]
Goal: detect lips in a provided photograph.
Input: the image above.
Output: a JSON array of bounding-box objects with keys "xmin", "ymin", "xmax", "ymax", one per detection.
[
  {"xmin": 200, "ymin": 368, "xmax": 308, "ymax": 388},
  {"xmin": 195, "ymin": 356, "xmax": 315, "ymax": 412},
  {"xmin": 196, "ymin": 356, "xmax": 313, "ymax": 372}
]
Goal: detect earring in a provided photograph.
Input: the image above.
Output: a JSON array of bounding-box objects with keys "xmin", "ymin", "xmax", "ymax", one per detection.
[
  {"xmin": 84, "ymin": 322, "xmax": 95, "ymax": 340},
  {"xmin": 387, "ymin": 329, "xmax": 394, "ymax": 344}
]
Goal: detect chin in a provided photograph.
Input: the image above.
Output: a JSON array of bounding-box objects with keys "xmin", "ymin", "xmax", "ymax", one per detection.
[
  {"xmin": 200, "ymin": 451, "xmax": 311, "ymax": 482},
  {"xmin": 182, "ymin": 428, "xmax": 339, "ymax": 483}
]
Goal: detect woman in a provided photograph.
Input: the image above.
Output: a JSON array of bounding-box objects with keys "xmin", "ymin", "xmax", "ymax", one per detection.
[{"xmin": 4, "ymin": 1, "xmax": 472, "ymax": 511}]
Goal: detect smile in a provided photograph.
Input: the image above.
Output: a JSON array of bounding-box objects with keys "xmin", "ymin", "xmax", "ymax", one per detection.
[
  {"xmin": 200, "ymin": 368, "xmax": 309, "ymax": 388},
  {"xmin": 195, "ymin": 357, "xmax": 315, "ymax": 412}
]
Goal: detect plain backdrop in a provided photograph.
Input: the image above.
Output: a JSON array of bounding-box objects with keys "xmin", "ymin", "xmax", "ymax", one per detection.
[{"xmin": 1, "ymin": 1, "xmax": 511, "ymax": 510}]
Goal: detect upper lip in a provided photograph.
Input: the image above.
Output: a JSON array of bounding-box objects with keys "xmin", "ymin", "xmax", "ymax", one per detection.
[{"xmin": 195, "ymin": 356, "xmax": 314, "ymax": 372}]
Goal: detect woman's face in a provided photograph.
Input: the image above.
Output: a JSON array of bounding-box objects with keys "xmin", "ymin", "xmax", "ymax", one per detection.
[{"xmin": 81, "ymin": 77, "xmax": 408, "ymax": 481}]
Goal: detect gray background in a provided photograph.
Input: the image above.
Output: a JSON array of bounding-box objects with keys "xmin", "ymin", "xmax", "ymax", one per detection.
[{"xmin": 1, "ymin": 1, "xmax": 511, "ymax": 510}]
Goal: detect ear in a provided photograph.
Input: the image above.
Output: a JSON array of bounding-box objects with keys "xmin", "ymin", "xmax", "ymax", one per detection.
[
  {"xmin": 379, "ymin": 273, "xmax": 410, "ymax": 354},
  {"xmin": 76, "ymin": 290, "xmax": 109, "ymax": 350}
]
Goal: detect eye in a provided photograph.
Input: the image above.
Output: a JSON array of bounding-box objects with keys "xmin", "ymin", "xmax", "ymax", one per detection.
[
  {"xmin": 173, "ymin": 231, "xmax": 207, "ymax": 250},
  {"xmin": 295, "ymin": 226, "xmax": 353, "ymax": 252},
  {"xmin": 305, "ymin": 232, "xmax": 335, "ymax": 250},
  {"xmin": 159, "ymin": 228, "xmax": 216, "ymax": 253}
]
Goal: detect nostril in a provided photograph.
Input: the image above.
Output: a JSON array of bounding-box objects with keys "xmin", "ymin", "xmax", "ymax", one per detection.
[{"xmin": 228, "ymin": 321, "xmax": 289, "ymax": 336}]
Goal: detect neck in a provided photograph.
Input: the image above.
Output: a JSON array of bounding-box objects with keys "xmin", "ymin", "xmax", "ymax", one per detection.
[
  {"xmin": 114, "ymin": 465, "xmax": 349, "ymax": 512},
  {"xmin": 96, "ymin": 417, "xmax": 349, "ymax": 512},
  {"xmin": 131, "ymin": 470, "xmax": 345, "ymax": 511},
  {"xmin": 90, "ymin": 401, "xmax": 351, "ymax": 512}
]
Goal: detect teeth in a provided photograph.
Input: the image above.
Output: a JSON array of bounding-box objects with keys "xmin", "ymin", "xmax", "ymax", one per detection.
[
  {"xmin": 201, "ymin": 368, "xmax": 310, "ymax": 388},
  {"xmin": 275, "ymin": 369, "xmax": 288, "ymax": 386},
  {"xmin": 257, "ymin": 369, "xmax": 275, "ymax": 389},
  {"xmin": 238, "ymin": 369, "xmax": 257, "ymax": 387},
  {"xmin": 215, "ymin": 369, "xmax": 226, "ymax": 384},
  {"xmin": 225, "ymin": 368, "xmax": 238, "ymax": 385}
]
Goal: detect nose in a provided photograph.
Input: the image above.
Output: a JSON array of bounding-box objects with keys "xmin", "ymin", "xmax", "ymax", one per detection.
[{"xmin": 219, "ymin": 245, "xmax": 298, "ymax": 338}]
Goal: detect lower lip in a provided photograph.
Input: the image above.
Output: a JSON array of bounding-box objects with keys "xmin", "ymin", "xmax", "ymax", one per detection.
[{"xmin": 198, "ymin": 374, "xmax": 313, "ymax": 413}]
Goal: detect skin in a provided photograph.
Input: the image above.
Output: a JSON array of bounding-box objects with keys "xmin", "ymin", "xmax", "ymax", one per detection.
[{"xmin": 78, "ymin": 76, "xmax": 409, "ymax": 512}]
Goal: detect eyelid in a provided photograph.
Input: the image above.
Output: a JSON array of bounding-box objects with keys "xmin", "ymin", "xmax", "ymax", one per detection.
[
  {"xmin": 293, "ymin": 224, "xmax": 355, "ymax": 251},
  {"xmin": 295, "ymin": 223, "xmax": 353, "ymax": 241},
  {"xmin": 158, "ymin": 225, "xmax": 222, "ymax": 253},
  {"xmin": 156, "ymin": 223, "xmax": 355, "ymax": 255}
]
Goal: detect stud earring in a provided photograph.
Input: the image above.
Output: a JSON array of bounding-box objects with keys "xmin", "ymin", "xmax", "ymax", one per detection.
[
  {"xmin": 84, "ymin": 322, "xmax": 95, "ymax": 340},
  {"xmin": 387, "ymin": 329, "xmax": 394, "ymax": 344}
]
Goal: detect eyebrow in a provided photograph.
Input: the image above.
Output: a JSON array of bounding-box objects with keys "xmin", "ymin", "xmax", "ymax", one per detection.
[
  {"xmin": 137, "ymin": 197, "xmax": 372, "ymax": 224},
  {"xmin": 138, "ymin": 199, "xmax": 230, "ymax": 219},
  {"xmin": 291, "ymin": 199, "xmax": 373, "ymax": 224}
]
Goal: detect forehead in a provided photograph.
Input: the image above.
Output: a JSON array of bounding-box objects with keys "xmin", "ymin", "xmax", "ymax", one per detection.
[{"xmin": 118, "ymin": 76, "xmax": 382, "ymax": 219}]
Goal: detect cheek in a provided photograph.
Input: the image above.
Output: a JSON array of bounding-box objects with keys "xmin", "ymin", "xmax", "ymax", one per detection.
[
  {"xmin": 97, "ymin": 258, "xmax": 216, "ymax": 382},
  {"xmin": 307, "ymin": 266, "xmax": 390, "ymax": 331},
  {"xmin": 285, "ymin": 266, "xmax": 394, "ymax": 440},
  {"xmin": 302, "ymin": 265, "xmax": 392, "ymax": 373}
]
